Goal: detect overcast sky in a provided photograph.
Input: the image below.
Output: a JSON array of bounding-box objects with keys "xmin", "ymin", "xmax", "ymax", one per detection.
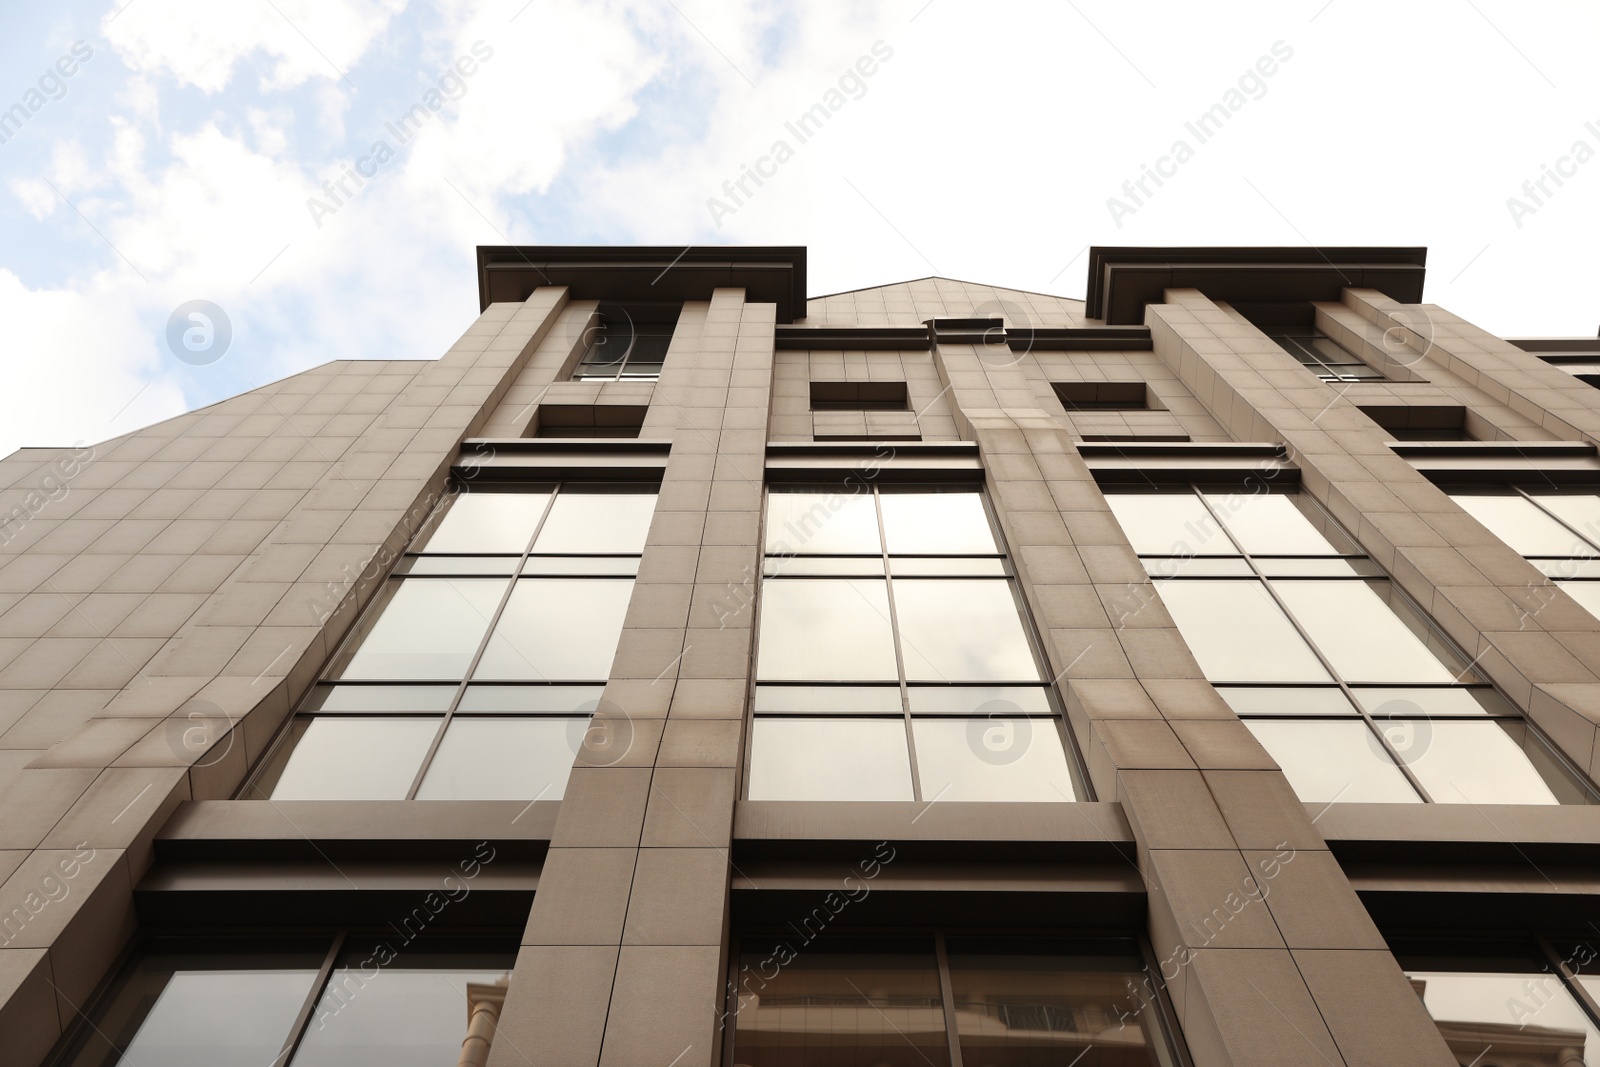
[{"xmin": 1, "ymin": 0, "xmax": 1597, "ymax": 458}]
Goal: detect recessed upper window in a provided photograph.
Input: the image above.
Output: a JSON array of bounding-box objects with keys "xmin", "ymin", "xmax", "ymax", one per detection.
[
  {"xmin": 241, "ymin": 482, "xmax": 658, "ymax": 801},
  {"xmin": 1103, "ymin": 484, "xmax": 1595, "ymax": 805},
  {"xmin": 1268, "ymin": 328, "xmax": 1384, "ymax": 381},
  {"xmin": 1052, "ymin": 381, "xmax": 1149, "ymax": 410},
  {"xmin": 571, "ymin": 302, "xmax": 679, "ymax": 381},
  {"xmin": 809, "ymin": 381, "xmax": 910, "ymax": 410},
  {"xmin": 533, "ymin": 403, "xmax": 647, "ymax": 438},
  {"xmin": 1359, "ymin": 404, "xmax": 1474, "ymax": 441}
]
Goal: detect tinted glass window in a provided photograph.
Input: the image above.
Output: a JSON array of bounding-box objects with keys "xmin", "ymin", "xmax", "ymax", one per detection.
[
  {"xmin": 1155, "ymin": 581, "xmax": 1330, "ymax": 682},
  {"xmin": 1245, "ymin": 720, "xmax": 1421, "ymax": 803},
  {"xmin": 414, "ymin": 717, "xmax": 584, "ymax": 801},
  {"xmin": 756, "ymin": 579, "xmax": 899, "ymax": 681},
  {"xmin": 417, "ymin": 490, "xmax": 551, "ymax": 554},
  {"xmin": 893, "ymin": 579, "xmax": 1040, "ymax": 682},
  {"xmin": 333, "ymin": 579, "xmax": 505, "ymax": 680},
  {"xmin": 747, "ymin": 719, "xmax": 913, "ymax": 801},
  {"xmin": 477, "ymin": 579, "xmax": 635, "ymax": 680},
  {"xmin": 879, "ymin": 490, "xmax": 998, "ymax": 554},
  {"xmin": 912, "ymin": 718, "xmax": 1076, "ymax": 801}
]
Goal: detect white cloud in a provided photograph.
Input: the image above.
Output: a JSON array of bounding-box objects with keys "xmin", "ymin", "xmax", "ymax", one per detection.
[
  {"xmin": 0, "ymin": 269, "xmax": 187, "ymax": 454},
  {"xmin": 104, "ymin": 0, "xmax": 407, "ymax": 93}
]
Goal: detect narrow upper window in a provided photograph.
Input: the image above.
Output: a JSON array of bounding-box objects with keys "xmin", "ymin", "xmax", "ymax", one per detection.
[
  {"xmin": 241, "ymin": 482, "xmax": 657, "ymax": 801},
  {"xmin": 750, "ymin": 485, "xmax": 1086, "ymax": 802},
  {"xmin": 809, "ymin": 381, "xmax": 910, "ymax": 410},
  {"xmin": 1103, "ymin": 484, "xmax": 1595, "ymax": 805},
  {"xmin": 1451, "ymin": 485, "xmax": 1600, "ymax": 621},
  {"xmin": 1268, "ymin": 328, "xmax": 1385, "ymax": 382},
  {"xmin": 571, "ymin": 302, "xmax": 678, "ymax": 381},
  {"xmin": 1053, "ymin": 381, "xmax": 1149, "ymax": 410}
]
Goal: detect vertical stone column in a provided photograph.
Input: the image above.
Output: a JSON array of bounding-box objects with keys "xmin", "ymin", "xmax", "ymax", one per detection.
[
  {"xmin": 1147, "ymin": 289, "xmax": 1600, "ymax": 785},
  {"xmin": 929, "ymin": 335, "xmax": 1454, "ymax": 1067},
  {"xmin": 490, "ymin": 289, "xmax": 772, "ymax": 1067}
]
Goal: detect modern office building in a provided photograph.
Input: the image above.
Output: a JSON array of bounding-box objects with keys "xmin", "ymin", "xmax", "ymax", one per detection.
[{"xmin": 2, "ymin": 243, "xmax": 1600, "ymax": 1067}]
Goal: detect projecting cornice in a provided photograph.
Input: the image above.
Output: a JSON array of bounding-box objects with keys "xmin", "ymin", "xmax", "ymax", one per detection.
[
  {"xmin": 475, "ymin": 244, "xmax": 807, "ymax": 322},
  {"xmin": 1085, "ymin": 245, "xmax": 1428, "ymax": 325}
]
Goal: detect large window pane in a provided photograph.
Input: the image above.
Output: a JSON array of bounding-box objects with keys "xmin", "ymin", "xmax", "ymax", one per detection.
[
  {"xmin": 946, "ymin": 943, "xmax": 1161, "ymax": 1067},
  {"xmin": 765, "ymin": 490, "xmax": 881, "ymax": 554},
  {"xmin": 267, "ymin": 718, "xmax": 440, "ymax": 800},
  {"xmin": 291, "ymin": 955, "xmax": 508, "ymax": 1067},
  {"xmin": 879, "ymin": 490, "xmax": 998, "ymax": 554},
  {"xmin": 733, "ymin": 938, "xmax": 949, "ymax": 1067},
  {"xmin": 64, "ymin": 950, "xmax": 323, "ymax": 1067},
  {"xmin": 1408, "ymin": 970, "xmax": 1600, "ymax": 1066},
  {"xmin": 912, "ymin": 718, "xmax": 1076, "ymax": 801},
  {"xmin": 334, "ymin": 579, "xmax": 506, "ymax": 680},
  {"xmin": 1244, "ymin": 720, "xmax": 1421, "ymax": 803},
  {"xmin": 414, "ymin": 717, "xmax": 584, "ymax": 800},
  {"xmin": 1155, "ymin": 581, "xmax": 1330, "ymax": 682},
  {"xmin": 1399, "ymin": 721, "xmax": 1564, "ymax": 805},
  {"xmin": 531, "ymin": 488, "xmax": 657, "ymax": 554},
  {"xmin": 417, "ymin": 490, "xmax": 551, "ymax": 554},
  {"xmin": 756, "ymin": 579, "xmax": 899, "ymax": 681},
  {"xmin": 1454, "ymin": 493, "xmax": 1590, "ymax": 556},
  {"xmin": 893, "ymin": 579, "xmax": 1041, "ymax": 682},
  {"xmin": 748, "ymin": 719, "xmax": 913, "ymax": 800},
  {"xmin": 1532, "ymin": 492, "xmax": 1600, "ymax": 548},
  {"xmin": 1203, "ymin": 491, "xmax": 1351, "ymax": 555},
  {"xmin": 1272, "ymin": 581, "xmax": 1460, "ymax": 683},
  {"xmin": 476, "ymin": 579, "xmax": 634, "ymax": 680},
  {"xmin": 1104, "ymin": 493, "xmax": 1235, "ymax": 556}
]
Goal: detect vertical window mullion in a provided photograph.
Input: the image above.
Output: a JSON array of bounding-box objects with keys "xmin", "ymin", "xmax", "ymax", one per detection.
[
  {"xmin": 1535, "ymin": 934, "xmax": 1600, "ymax": 1030},
  {"xmin": 875, "ymin": 486, "xmax": 923, "ymax": 802},
  {"xmin": 932, "ymin": 930, "xmax": 965, "ymax": 1067},
  {"xmin": 273, "ymin": 931, "xmax": 346, "ymax": 1067},
  {"xmin": 1514, "ymin": 485, "xmax": 1600, "ymax": 556},
  {"xmin": 404, "ymin": 485, "xmax": 563, "ymax": 799}
]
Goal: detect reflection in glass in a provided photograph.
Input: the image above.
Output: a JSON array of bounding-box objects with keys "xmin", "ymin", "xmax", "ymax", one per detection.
[
  {"xmin": 1155, "ymin": 582, "xmax": 1330, "ymax": 682},
  {"xmin": 1244, "ymin": 720, "xmax": 1421, "ymax": 803},
  {"xmin": 476, "ymin": 579, "xmax": 634, "ymax": 680},
  {"xmin": 1408, "ymin": 970, "xmax": 1600, "ymax": 1067},
  {"xmin": 458, "ymin": 685, "xmax": 603, "ymax": 712},
  {"xmin": 1399, "ymin": 721, "xmax": 1564, "ymax": 805},
  {"xmin": 63, "ymin": 951, "xmax": 321, "ymax": 1067},
  {"xmin": 906, "ymin": 686, "xmax": 1054, "ymax": 715},
  {"xmin": 417, "ymin": 490, "xmax": 551, "ymax": 554},
  {"xmin": 765, "ymin": 555, "xmax": 885, "ymax": 576},
  {"xmin": 753, "ymin": 685, "xmax": 903, "ymax": 714},
  {"xmin": 890, "ymin": 556, "xmax": 1008, "ymax": 576},
  {"xmin": 946, "ymin": 943, "xmax": 1161, "ymax": 1067},
  {"xmin": 1351, "ymin": 688, "xmax": 1511, "ymax": 717},
  {"xmin": 531, "ymin": 489, "xmax": 657, "ymax": 554},
  {"xmin": 414, "ymin": 718, "xmax": 584, "ymax": 800},
  {"xmin": 266, "ymin": 718, "xmax": 440, "ymax": 800},
  {"xmin": 304, "ymin": 685, "xmax": 457, "ymax": 712},
  {"xmin": 1533, "ymin": 492, "xmax": 1600, "ymax": 548},
  {"xmin": 1214, "ymin": 687, "xmax": 1358, "ymax": 717},
  {"xmin": 1454, "ymin": 493, "xmax": 1595, "ymax": 556},
  {"xmin": 912, "ymin": 718, "xmax": 1076, "ymax": 801},
  {"xmin": 334, "ymin": 579, "xmax": 506, "ymax": 680},
  {"xmin": 879, "ymin": 490, "xmax": 998, "ymax": 554},
  {"xmin": 291, "ymin": 958, "xmax": 509, "ymax": 1067},
  {"xmin": 1272, "ymin": 581, "xmax": 1461, "ymax": 683},
  {"xmin": 1562, "ymin": 581, "xmax": 1600, "ymax": 619},
  {"xmin": 893, "ymin": 579, "xmax": 1041, "ymax": 682},
  {"xmin": 756, "ymin": 579, "xmax": 899, "ymax": 681},
  {"xmin": 521, "ymin": 556, "xmax": 640, "ymax": 576},
  {"xmin": 765, "ymin": 490, "xmax": 881, "ymax": 555},
  {"xmin": 1203, "ymin": 491, "xmax": 1350, "ymax": 555},
  {"xmin": 747, "ymin": 719, "xmax": 913, "ymax": 800},
  {"xmin": 1104, "ymin": 493, "xmax": 1233, "ymax": 556},
  {"xmin": 733, "ymin": 938, "xmax": 949, "ymax": 1067}
]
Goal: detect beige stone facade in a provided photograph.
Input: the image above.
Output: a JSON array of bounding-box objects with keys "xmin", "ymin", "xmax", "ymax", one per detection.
[{"xmin": 3, "ymin": 245, "xmax": 1599, "ymax": 1067}]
